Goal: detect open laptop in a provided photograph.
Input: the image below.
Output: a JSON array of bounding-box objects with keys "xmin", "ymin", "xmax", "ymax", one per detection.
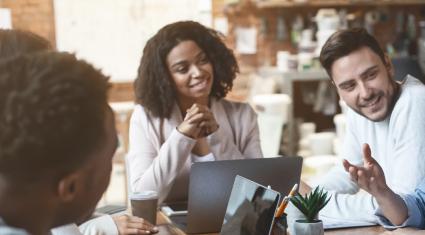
[
  {"xmin": 220, "ymin": 175, "xmax": 281, "ymax": 235},
  {"xmin": 168, "ymin": 156, "xmax": 302, "ymax": 234}
]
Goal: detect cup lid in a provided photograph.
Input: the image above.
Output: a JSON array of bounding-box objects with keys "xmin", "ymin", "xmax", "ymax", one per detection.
[{"xmin": 130, "ymin": 190, "xmax": 158, "ymax": 200}]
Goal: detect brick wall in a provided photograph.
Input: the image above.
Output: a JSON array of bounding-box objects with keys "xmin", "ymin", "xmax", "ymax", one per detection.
[{"xmin": 0, "ymin": 0, "xmax": 56, "ymax": 47}]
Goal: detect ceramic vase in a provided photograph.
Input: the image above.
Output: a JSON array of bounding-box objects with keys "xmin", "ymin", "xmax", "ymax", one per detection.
[{"xmin": 292, "ymin": 219, "xmax": 324, "ymax": 235}]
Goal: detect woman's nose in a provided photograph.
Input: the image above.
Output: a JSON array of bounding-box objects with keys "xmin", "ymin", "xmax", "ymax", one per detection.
[{"xmin": 190, "ymin": 65, "xmax": 202, "ymax": 78}]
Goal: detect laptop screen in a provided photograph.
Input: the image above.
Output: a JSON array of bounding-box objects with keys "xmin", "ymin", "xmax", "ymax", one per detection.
[{"xmin": 220, "ymin": 175, "xmax": 280, "ymax": 235}]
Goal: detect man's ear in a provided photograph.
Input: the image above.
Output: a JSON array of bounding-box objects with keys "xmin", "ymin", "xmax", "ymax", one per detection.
[
  {"xmin": 57, "ymin": 172, "xmax": 81, "ymax": 202},
  {"xmin": 384, "ymin": 54, "xmax": 395, "ymax": 78}
]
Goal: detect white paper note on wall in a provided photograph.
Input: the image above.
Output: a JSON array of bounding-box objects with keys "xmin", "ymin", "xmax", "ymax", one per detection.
[
  {"xmin": 235, "ymin": 27, "xmax": 257, "ymax": 54},
  {"xmin": 0, "ymin": 8, "xmax": 12, "ymax": 29}
]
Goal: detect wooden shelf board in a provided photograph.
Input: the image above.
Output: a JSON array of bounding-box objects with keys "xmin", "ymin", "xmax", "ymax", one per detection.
[{"xmin": 256, "ymin": 0, "xmax": 425, "ymax": 8}]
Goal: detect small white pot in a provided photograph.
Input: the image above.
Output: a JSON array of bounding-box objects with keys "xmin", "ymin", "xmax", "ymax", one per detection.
[{"xmin": 293, "ymin": 220, "xmax": 324, "ymax": 235}]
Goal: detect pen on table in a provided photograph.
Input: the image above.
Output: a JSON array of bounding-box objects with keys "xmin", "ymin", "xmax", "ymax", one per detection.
[
  {"xmin": 275, "ymin": 196, "xmax": 289, "ymax": 218},
  {"xmin": 275, "ymin": 183, "xmax": 298, "ymax": 218}
]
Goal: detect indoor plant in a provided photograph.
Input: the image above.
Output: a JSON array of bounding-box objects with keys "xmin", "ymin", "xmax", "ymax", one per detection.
[{"xmin": 289, "ymin": 187, "xmax": 331, "ymax": 235}]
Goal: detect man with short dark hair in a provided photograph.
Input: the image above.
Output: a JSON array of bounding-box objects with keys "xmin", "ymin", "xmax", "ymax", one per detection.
[
  {"xmin": 0, "ymin": 52, "xmax": 116, "ymax": 235},
  {"xmin": 0, "ymin": 30, "xmax": 158, "ymax": 235},
  {"xmin": 301, "ymin": 28, "xmax": 425, "ymax": 225}
]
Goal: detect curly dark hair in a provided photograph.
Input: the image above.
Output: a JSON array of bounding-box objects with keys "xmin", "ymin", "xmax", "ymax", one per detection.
[
  {"xmin": 0, "ymin": 29, "xmax": 51, "ymax": 62},
  {"xmin": 0, "ymin": 52, "xmax": 110, "ymax": 182},
  {"xmin": 134, "ymin": 21, "xmax": 239, "ymax": 118},
  {"xmin": 320, "ymin": 28, "xmax": 386, "ymax": 79}
]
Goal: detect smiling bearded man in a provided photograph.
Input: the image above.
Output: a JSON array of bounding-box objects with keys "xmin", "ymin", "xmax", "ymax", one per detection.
[{"xmin": 298, "ymin": 28, "xmax": 425, "ymax": 227}]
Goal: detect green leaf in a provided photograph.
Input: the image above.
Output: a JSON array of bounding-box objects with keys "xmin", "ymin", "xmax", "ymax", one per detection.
[{"xmin": 289, "ymin": 186, "xmax": 331, "ymax": 223}]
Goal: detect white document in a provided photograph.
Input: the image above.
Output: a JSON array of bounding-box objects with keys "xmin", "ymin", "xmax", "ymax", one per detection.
[{"xmin": 322, "ymin": 215, "xmax": 377, "ymax": 230}]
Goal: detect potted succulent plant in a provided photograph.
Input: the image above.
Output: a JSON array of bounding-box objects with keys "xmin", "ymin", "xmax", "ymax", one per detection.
[{"xmin": 289, "ymin": 187, "xmax": 331, "ymax": 235}]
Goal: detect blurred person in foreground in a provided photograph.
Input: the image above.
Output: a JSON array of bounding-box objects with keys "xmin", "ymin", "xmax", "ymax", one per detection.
[
  {"xmin": 0, "ymin": 29, "xmax": 157, "ymax": 235},
  {"xmin": 0, "ymin": 51, "xmax": 115, "ymax": 234}
]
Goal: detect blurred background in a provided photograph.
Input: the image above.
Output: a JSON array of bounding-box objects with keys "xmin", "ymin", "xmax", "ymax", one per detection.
[{"xmin": 2, "ymin": 0, "xmax": 424, "ymax": 206}]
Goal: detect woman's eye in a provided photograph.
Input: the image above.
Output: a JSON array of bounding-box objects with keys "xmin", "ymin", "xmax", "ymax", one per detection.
[
  {"xmin": 199, "ymin": 56, "xmax": 209, "ymax": 64},
  {"xmin": 176, "ymin": 67, "xmax": 188, "ymax": 73}
]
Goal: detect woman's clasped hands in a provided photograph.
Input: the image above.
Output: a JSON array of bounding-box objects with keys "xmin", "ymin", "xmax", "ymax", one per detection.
[{"xmin": 177, "ymin": 103, "xmax": 219, "ymax": 139}]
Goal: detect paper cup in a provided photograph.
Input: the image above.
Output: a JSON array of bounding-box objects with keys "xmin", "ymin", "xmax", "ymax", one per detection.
[{"xmin": 130, "ymin": 191, "xmax": 158, "ymax": 225}]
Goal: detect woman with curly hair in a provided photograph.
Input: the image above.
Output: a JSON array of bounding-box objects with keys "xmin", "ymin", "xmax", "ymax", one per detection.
[{"xmin": 128, "ymin": 21, "xmax": 263, "ymax": 204}]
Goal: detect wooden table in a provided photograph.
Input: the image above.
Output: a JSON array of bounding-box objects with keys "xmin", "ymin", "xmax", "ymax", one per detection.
[{"xmin": 155, "ymin": 212, "xmax": 425, "ymax": 235}]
